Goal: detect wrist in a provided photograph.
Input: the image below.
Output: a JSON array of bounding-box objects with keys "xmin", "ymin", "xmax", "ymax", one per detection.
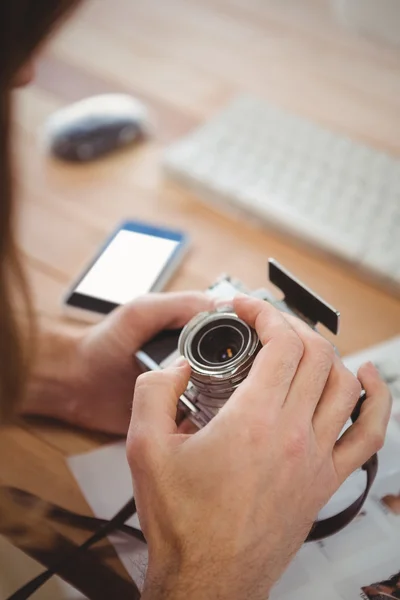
[
  {"xmin": 143, "ymin": 551, "xmax": 271, "ymax": 600},
  {"xmin": 20, "ymin": 326, "xmax": 83, "ymax": 422},
  {"xmin": 142, "ymin": 559, "xmax": 207, "ymax": 600}
]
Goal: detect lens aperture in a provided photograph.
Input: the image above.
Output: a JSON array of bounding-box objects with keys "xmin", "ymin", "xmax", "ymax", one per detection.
[{"xmin": 197, "ymin": 324, "xmax": 245, "ymax": 365}]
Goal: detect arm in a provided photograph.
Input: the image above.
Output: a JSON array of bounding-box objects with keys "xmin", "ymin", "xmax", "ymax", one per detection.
[{"xmin": 21, "ymin": 325, "xmax": 82, "ymax": 423}]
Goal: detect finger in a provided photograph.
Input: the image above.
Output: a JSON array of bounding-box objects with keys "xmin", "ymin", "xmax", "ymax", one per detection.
[
  {"xmin": 228, "ymin": 295, "xmax": 304, "ymax": 412},
  {"xmin": 97, "ymin": 291, "xmax": 214, "ymax": 353},
  {"xmin": 233, "ymin": 294, "xmax": 298, "ymax": 345},
  {"xmin": 277, "ymin": 313, "xmax": 335, "ymax": 419},
  {"xmin": 312, "ymin": 356, "xmax": 362, "ymax": 448},
  {"xmin": 333, "ymin": 362, "xmax": 392, "ymax": 483},
  {"xmin": 129, "ymin": 357, "xmax": 191, "ymax": 440},
  {"xmin": 177, "ymin": 418, "xmax": 200, "ymax": 435}
]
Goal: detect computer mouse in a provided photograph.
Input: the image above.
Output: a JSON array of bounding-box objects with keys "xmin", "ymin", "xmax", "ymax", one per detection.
[{"xmin": 42, "ymin": 94, "xmax": 152, "ymax": 162}]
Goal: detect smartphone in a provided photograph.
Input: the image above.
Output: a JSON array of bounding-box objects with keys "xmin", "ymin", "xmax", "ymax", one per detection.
[{"xmin": 63, "ymin": 220, "xmax": 189, "ymax": 322}]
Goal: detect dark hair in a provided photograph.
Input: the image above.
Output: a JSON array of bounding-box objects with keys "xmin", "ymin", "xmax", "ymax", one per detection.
[{"xmin": 0, "ymin": 1, "xmax": 82, "ymax": 421}]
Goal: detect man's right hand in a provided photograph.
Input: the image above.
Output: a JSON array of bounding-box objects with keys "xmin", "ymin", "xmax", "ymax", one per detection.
[{"xmin": 127, "ymin": 295, "xmax": 392, "ymax": 600}]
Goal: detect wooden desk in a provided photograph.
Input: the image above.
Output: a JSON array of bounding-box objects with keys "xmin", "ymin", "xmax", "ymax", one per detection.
[{"xmin": 3, "ymin": 0, "xmax": 400, "ymax": 593}]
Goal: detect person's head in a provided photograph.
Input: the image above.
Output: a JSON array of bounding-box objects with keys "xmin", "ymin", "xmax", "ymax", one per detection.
[{"xmin": 0, "ymin": 1, "xmax": 82, "ymax": 421}]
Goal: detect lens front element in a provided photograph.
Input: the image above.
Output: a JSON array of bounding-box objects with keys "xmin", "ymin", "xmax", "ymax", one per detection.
[
  {"xmin": 178, "ymin": 310, "xmax": 261, "ymax": 400},
  {"xmin": 192, "ymin": 319, "xmax": 249, "ymax": 366}
]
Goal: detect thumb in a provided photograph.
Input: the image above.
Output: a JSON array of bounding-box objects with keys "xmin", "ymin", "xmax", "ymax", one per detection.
[
  {"xmin": 129, "ymin": 358, "xmax": 191, "ymax": 439},
  {"xmin": 105, "ymin": 292, "xmax": 214, "ymax": 353}
]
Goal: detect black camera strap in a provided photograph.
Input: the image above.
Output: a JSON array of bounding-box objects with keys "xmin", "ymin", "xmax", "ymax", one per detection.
[
  {"xmin": 306, "ymin": 453, "xmax": 378, "ymax": 542},
  {"xmin": 307, "ymin": 391, "xmax": 378, "ymax": 542},
  {"xmin": 5, "ymin": 495, "xmax": 142, "ymax": 600}
]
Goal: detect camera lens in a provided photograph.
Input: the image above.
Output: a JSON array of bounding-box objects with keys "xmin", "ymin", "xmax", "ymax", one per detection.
[
  {"xmin": 188, "ymin": 316, "xmax": 253, "ymax": 370},
  {"xmin": 178, "ymin": 310, "xmax": 261, "ymax": 401},
  {"xmin": 197, "ymin": 324, "xmax": 245, "ymax": 365}
]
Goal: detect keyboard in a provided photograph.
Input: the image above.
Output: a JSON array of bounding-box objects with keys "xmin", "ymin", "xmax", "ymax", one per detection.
[{"xmin": 163, "ymin": 96, "xmax": 400, "ymax": 290}]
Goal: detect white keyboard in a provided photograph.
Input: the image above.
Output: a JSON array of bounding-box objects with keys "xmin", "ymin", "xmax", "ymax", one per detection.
[{"xmin": 164, "ymin": 96, "xmax": 400, "ymax": 290}]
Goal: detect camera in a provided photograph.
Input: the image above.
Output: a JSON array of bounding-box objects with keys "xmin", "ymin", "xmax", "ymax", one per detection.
[
  {"xmin": 137, "ymin": 259, "xmax": 378, "ymax": 542},
  {"xmin": 137, "ymin": 258, "xmax": 341, "ymax": 429}
]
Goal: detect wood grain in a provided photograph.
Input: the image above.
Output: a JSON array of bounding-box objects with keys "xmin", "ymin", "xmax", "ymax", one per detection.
[{"xmin": 4, "ymin": 0, "xmax": 400, "ymax": 591}]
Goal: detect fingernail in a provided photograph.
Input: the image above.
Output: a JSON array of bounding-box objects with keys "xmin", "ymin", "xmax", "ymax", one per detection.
[
  {"xmin": 233, "ymin": 292, "xmax": 252, "ymax": 306},
  {"xmin": 364, "ymin": 361, "xmax": 379, "ymax": 376},
  {"xmin": 214, "ymin": 299, "xmax": 234, "ymax": 311},
  {"xmin": 172, "ymin": 356, "xmax": 189, "ymax": 369}
]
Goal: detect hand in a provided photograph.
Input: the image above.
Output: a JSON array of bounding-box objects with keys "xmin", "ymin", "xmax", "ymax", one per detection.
[
  {"xmin": 23, "ymin": 292, "xmax": 213, "ymax": 435},
  {"xmin": 127, "ymin": 295, "xmax": 392, "ymax": 600}
]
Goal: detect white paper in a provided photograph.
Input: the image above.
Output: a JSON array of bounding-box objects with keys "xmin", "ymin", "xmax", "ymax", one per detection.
[
  {"xmin": 68, "ymin": 336, "xmax": 400, "ymax": 598},
  {"xmin": 67, "ymin": 442, "xmax": 147, "ymax": 590}
]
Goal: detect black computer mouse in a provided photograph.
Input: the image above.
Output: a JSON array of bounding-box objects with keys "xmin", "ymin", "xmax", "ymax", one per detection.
[{"xmin": 42, "ymin": 94, "xmax": 152, "ymax": 162}]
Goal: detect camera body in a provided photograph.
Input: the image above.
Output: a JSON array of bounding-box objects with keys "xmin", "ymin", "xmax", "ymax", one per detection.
[
  {"xmin": 136, "ymin": 258, "xmax": 377, "ymax": 542},
  {"xmin": 137, "ymin": 259, "xmax": 341, "ymax": 429}
]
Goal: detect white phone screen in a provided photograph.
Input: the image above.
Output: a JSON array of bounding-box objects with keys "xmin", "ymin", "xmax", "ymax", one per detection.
[{"xmin": 76, "ymin": 229, "xmax": 180, "ymax": 305}]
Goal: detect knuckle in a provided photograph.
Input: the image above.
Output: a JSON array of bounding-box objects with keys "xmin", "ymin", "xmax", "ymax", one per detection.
[
  {"xmin": 255, "ymin": 330, "xmax": 304, "ymax": 387},
  {"xmin": 355, "ymin": 423, "xmax": 385, "ymax": 455},
  {"xmin": 135, "ymin": 370, "xmax": 164, "ymax": 394},
  {"xmin": 346, "ymin": 371, "xmax": 363, "ymax": 399},
  {"xmin": 369, "ymin": 427, "xmax": 386, "ymax": 453},
  {"xmin": 285, "ymin": 424, "xmax": 309, "ymax": 460},
  {"xmin": 352, "ymin": 378, "xmax": 363, "ymax": 399},
  {"xmin": 246, "ymin": 421, "xmax": 271, "ymax": 447},
  {"xmin": 338, "ymin": 368, "xmax": 362, "ymax": 403},
  {"xmin": 385, "ymin": 388, "xmax": 394, "ymax": 416},
  {"xmin": 282, "ymin": 330, "xmax": 305, "ymax": 360},
  {"xmin": 377, "ymin": 380, "xmax": 393, "ymax": 405},
  {"xmin": 306, "ymin": 336, "xmax": 335, "ymax": 374},
  {"xmin": 126, "ymin": 428, "xmax": 153, "ymax": 466},
  {"xmin": 126, "ymin": 424, "xmax": 160, "ymax": 470},
  {"xmin": 311, "ymin": 336, "xmax": 335, "ymax": 364},
  {"xmin": 284, "ymin": 314, "xmax": 334, "ymax": 364}
]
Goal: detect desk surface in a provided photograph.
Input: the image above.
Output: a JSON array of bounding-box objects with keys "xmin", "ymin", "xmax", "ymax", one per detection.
[{"xmin": 3, "ymin": 0, "xmax": 400, "ymax": 592}]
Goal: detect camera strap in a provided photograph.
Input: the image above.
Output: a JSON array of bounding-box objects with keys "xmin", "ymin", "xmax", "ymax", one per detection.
[
  {"xmin": 306, "ymin": 453, "xmax": 378, "ymax": 542},
  {"xmin": 5, "ymin": 494, "xmax": 141, "ymax": 600},
  {"xmin": 307, "ymin": 392, "xmax": 378, "ymax": 542}
]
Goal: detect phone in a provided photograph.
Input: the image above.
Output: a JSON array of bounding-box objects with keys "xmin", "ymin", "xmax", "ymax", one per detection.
[{"xmin": 63, "ymin": 220, "xmax": 189, "ymax": 322}]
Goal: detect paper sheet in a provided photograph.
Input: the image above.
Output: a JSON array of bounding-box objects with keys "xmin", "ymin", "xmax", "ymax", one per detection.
[{"xmin": 68, "ymin": 335, "xmax": 400, "ymax": 599}]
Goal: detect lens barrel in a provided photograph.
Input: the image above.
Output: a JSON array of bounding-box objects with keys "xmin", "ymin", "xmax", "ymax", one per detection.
[{"xmin": 178, "ymin": 310, "xmax": 261, "ymax": 405}]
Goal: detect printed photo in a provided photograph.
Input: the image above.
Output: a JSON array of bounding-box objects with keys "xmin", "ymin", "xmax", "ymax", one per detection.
[
  {"xmin": 381, "ymin": 492, "xmax": 400, "ymax": 517},
  {"xmin": 336, "ymin": 559, "xmax": 400, "ymax": 600},
  {"xmin": 361, "ymin": 570, "xmax": 400, "ymax": 600},
  {"xmin": 372, "ymin": 473, "xmax": 400, "ymax": 520}
]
